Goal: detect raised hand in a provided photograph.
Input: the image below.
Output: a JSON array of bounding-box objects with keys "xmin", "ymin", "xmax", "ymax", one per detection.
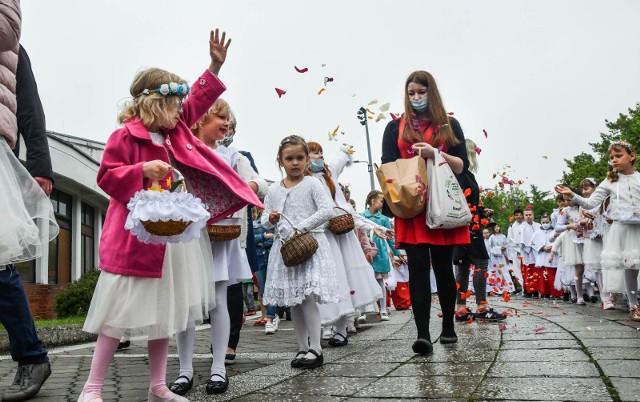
[
  {"xmin": 554, "ymin": 185, "xmax": 574, "ymax": 200},
  {"xmin": 209, "ymin": 28, "xmax": 232, "ymax": 75}
]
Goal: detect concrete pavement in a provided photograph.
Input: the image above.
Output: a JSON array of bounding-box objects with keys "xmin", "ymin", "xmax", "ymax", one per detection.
[{"xmin": 1, "ymin": 295, "xmax": 639, "ymax": 401}]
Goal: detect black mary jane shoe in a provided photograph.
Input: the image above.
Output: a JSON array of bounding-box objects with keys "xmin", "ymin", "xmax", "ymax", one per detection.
[
  {"xmin": 439, "ymin": 332, "xmax": 458, "ymax": 344},
  {"xmin": 206, "ymin": 374, "xmax": 229, "ymax": 395},
  {"xmin": 291, "ymin": 351, "xmax": 308, "ymax": 368},
  {"xmin": 168, "ymin": 375, "xmax": 193, "ymax": 396},
  {"xmin": 296, "ymin": 349, "xmax": 324, "ymax": 369},
  {"xmin": 328, "ymin": 333, "xmax": 348, "ymax": 347},
  {"xmin": 411, "ymin": 338, "xmax": 433, "ymax": 355}
]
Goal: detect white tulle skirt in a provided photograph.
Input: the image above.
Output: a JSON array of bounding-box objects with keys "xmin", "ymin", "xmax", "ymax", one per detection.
[
  {"xmin": 83, "ymin": 229, "xmax": 215, "ymax": 340},
  {"xmin": 210, "ymin": 237, "xmax": 252, "ymax": 285},
  {"xmin": 600, "ymin": 222, "xmax": 640, "ymax": 292},
  {"xmin": 0, "ymin": 137, "xmax": 58, "ymax": 265},
  {"xmin": 318, "ymin": 231, "xmax": 356, "ymax": 326},
  {"xmin": 561, "ymin": 230, "xmax": 584, "ymax": 265},
  {"xmin": 583, "ymin": 237, "xmax": 603, "ymax": 271}
]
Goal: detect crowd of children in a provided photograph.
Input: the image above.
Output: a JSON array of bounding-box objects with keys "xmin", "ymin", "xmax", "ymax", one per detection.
[{"xmin": 65, "ymin": 24, "xmax": 640, "ymax": 402}]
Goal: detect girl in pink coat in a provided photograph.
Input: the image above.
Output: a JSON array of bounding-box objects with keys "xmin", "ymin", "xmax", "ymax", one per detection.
[{"xmin": 78, "ymin": 29, "xmax": 261, "ymax": 402}]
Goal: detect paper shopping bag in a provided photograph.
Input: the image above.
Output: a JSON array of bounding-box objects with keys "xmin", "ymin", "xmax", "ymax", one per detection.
[{"xmin": 375, "ymin": 156, "xmax": 428, "ymax": 219}]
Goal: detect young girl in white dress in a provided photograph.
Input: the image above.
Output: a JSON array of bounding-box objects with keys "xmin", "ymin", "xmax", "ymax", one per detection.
[
  {"xmin": 554, "ymin": 192, "xmax": 587, "ymax": 304},
  {"xmin": 262, "ymin": 135, "xmax": 340, "ymax": 368},
  {"xmin": 169, "ymin": 99, "xmax": 267, "ymax": 396},
  {"xmin": 487, "ymin": 224, "xmax": 516, "ymax": 294},
  {"xmin": 557, "ymin": 140, "xmax": 640, "ymax": 321}
]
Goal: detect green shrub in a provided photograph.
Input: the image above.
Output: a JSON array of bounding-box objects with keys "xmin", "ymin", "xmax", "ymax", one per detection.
[{"xmin": 55, "ymin": 269, "xmax": 101, "ymax": 318}]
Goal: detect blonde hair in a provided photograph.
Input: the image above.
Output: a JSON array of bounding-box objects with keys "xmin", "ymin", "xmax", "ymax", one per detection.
[
  {"xmin": 401, "ymin": 70, "xmax": 459, "ymax": 148},
  {"xmin": 191, "ymin": 98, "xmax": 230, "ymax": 136},
  {"xmin": 118, "ymin": 68, "xmax": 186, "ymax": 128},
  {"xmin": 466, "ymin": 138, "xmax": 478, "ymax": 173}
]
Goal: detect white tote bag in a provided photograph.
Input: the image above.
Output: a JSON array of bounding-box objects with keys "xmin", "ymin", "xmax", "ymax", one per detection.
[{"xmin": 425, "ymin": 149, "xmax": 472, "ymax": 229}]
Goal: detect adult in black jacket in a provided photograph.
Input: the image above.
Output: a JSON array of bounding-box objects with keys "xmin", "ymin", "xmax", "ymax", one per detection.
[
  {"xmin": 381, "ymin": 70, "xmax": 470, "ymax": 355},
  {"xmin": 13, "ymin": 45, "xmax": 53, "ymax": 195}
]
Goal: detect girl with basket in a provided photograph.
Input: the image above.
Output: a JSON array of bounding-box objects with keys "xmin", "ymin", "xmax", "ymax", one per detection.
[
  {"xmin": 380, "ymin": 70, "xmax": 470, "ymax": 355},
  {"xmin": 307, "ymin": 141, "xmax": 388, "ymax": 347},
  {"xmin": 169, "ymin": 99, "xmax": 267, "ymax": 396},
  {"xmin": 262, "ymin": 135, "xmax": 340, "ymax": 369},
  {"xmin": 79, "ymin": 29, "xmax": 261, "ymax": 402}
]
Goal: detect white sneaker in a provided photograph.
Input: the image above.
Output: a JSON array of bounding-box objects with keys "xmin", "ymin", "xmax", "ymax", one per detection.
[
  {"xmin": 380, "ymin": 312, "xmax": 390, "ymax": 321},
  {"xmin": 265, "ymin": 322, "xmax": 275, "ymax": 334},
  {"xmin": 271, "ymin": 315, "xmax": 280, "ymax": 331},
  {"xmin": 357, "ymin": 314, "xmax": 367, "ymax": 323},
  {"xmin": 322, "ymin": 327, "xmax": 333, "ymax": 339}
]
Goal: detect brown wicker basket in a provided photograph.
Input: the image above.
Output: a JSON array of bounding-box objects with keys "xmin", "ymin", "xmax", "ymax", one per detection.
[
  {"xmin": 328, "ymin": 207, "xmax": 355, "ymax": 235},
  {"xmin": 279, "ymin": 214, "xmax": 319, "ymax": 267},
  {"xmin": 142, "ymin": 219, "xmax": 192, "ymax": 237},
  {"xmin": 207, "ymin": 224, "xmax": 242, "ymax": 241}
]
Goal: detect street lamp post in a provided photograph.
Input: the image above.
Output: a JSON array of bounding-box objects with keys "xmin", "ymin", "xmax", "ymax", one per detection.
[{"xmin": 356, "ymin": 107, "xmax": 376, "ymax": 191}]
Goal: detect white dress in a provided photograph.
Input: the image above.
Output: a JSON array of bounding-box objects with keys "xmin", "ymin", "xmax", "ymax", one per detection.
[
  {"xmin": 262, "ymin": 176, "xmax": 340, "ymax": 307},
  {"xmin": 83, "ymin": 132, "xmax": 215, "ymax": 340},
  {"xmin": 316, "ymin": 153, "xmax": 383, "ymax": 324},
  {"xmin": 0, "ymin": 136, "xmax": 58, "ymax": 265},
  {"xmin": 209, "ymin": 146, "xmax": 267, "ymax": 285},
  {"xmin": 487, "ymin": 233, "xmax": 516, "ymax": 293},
  {"xmin": 554, "ymin": 207, "xmax": 584, "ymax": 265},
  {"xmin": 572, "ymin": 172, "xmax": 640, "ymax": 292}
]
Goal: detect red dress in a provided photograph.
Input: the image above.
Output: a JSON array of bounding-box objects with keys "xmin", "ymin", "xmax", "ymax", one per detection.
[{"xmin": 394, "ymin": 120, "xmax": 470, "ymax": 249}]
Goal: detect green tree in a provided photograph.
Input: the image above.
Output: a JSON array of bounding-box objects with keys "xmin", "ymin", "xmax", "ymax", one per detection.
[{"xmin": 561, "ymin": 102, "xmax": 640, "ymax": 188}]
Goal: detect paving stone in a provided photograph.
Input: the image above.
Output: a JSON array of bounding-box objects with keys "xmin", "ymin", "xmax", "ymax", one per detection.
[
  {"xmin": 264, "ymin": 375, "xmax": 376, "ymax": 396},
  {"xmin": 498, "ymin": 348, "xmax": 589, "ymax": 362},
  {"xmin": 598, "ymin": 359, "xmax": 640, "ymax": 378},
  {"xmin": 389, "ymin": 362, "xmax": 489, "ymax": 377},
  {"xmin": 588, "ymin": 347, "xmax": 640, "ymax": 361},
  {"xmin": 354, "ymin": 375, "xmax": 477, "ymax": 399},
  {"xmin": 488, "ymin": 361, "xmax": 600, "ymax": 377},
  {"xmin": 299, "ymin": 362, "xmax": 399, "ymax": 377},
  {"xmin": 581, "ymin": 338, "xmax": 640, "ymax": 348},
  {"xmin": 474, "ymin": 377, "xmax": 612, "ymax": 401},
  {"xmin": 501, "ymin": 339, "xmax": 580, "ymax": 350},
  {"xmin": 608, "ymin": 377, "xmax": 640, "ymax": 402}
]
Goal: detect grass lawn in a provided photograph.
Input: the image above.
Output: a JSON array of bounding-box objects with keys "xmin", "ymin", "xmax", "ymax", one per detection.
[{"xmin": 0, "ymin": 316, "xmax": 85, "ymax": 332}]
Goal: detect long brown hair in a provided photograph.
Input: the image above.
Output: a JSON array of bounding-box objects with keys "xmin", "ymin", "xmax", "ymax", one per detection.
[
  {"xmin": 307, "ymin": 141, "xmax": 336, "ymax": 199},
  {"xmin": 607, "ymin": 141, "xmax": 636, "ymax": 183},
  {"xmin": 401, "ymin": 70, "xmax": 459, "ymax": 148}
]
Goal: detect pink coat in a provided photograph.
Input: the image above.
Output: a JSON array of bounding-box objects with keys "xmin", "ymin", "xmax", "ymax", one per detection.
[{"xmin": 97, "ymin": 70, "xmax": 263, "ymax": 278}]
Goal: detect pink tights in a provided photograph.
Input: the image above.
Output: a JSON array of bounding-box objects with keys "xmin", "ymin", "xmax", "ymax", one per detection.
[{"xmin": 82, "ymin": 334, "xmax": 171, "ymax": 398}]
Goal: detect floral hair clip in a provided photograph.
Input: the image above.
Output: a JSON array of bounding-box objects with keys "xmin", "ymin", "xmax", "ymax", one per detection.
[
  {"xmin": 138, "ymin": 82, "xmax": 190, "ymax": 97},
  {"xmin": 585, "ymin": 177, "xmax": 597, "ymax": 186},
  {"xmin": 609, "ymin": 140, "xmax": 634, "ymax": 152}
]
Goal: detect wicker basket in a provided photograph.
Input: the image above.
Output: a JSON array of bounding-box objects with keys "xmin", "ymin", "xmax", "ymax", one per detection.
[
  {"xmin": 279, "ymin": 214, "xmax": 319, "ymax": 267},
  {"xmin": 328, "ymin": 207, "xmax": 355, "ymax": 235},
  {"xmin": 207, "ymin": 224, "xmax": 242, "ymax": 241},
  {"xmin": 142, "ymin": 219, "xmax": 192, "ymax": 237}
]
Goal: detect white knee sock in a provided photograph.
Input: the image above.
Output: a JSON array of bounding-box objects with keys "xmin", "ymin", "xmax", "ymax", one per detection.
[
  {"xmin": 624, "ymin": 269, "xmax": 639, "ymax": 306},
  {"xmin": 209, "ymin": 281, "xmax": 229, "ymax": 378},
  {"xmin": 175, "ymin": 327, "xmax": 195, "ymax": 382},
  {"xmin": 290, "ymin": 304, "xmax": 309, "ymax": 352},
  {"xmin": 334, "ymin": 316, "xmax": 348, "ymax": 338},
  {"xmin": 377, "ymin": 278, "xmax": 387, "ymax": 311},
  {"xmin": 300, "ymin": 295, "xmax": 322, "ymax": 358}
]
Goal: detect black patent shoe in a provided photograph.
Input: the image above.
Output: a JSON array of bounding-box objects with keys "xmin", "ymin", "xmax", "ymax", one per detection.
[
  {"xmin": 168, "ymin": 375, "xmax": 193, "ymax": 396},
  {"xmin": 439, "ymin": 332, "xmax": 458, "ymax": 344},
  {"xmin": 411, "ymin": 338, "xmax": 433, "ymax": 355},
  {"xmin": 328, "ymin": 333, "xmax": 348, "ymax": 347},
  {"xmin": 290, "ymin": 351, "xmax": 307, "ymax": 368},
  {"xmin": 206, "ymin": 374, "xmax": 229, "ymax": 394},
  {"xmin": 296, "ymin": 349, "xmax": 324, "ymax": 369}
]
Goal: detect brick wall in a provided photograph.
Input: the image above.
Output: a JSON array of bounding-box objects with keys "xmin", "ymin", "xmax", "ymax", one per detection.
[{"xmin": 23, "ymin": 283, "xmax": 67, "ymax": 320}]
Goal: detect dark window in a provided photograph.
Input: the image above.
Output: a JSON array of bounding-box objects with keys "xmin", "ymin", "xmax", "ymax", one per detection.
[
  {"xmin": 81, "ymin": 203, "xmax": 95, "ymax": 274},
  {"xmin": 48, "ymin": 189, "xmax": 72, "ymax": 284}
]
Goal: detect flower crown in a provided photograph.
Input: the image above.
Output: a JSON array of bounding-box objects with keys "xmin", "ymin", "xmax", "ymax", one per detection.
[
  {"xmin": 137, "ymin": 82, "xmax": 190, "ymax": 97},
  {"xmin": 609, "ymin": 140, "xmax": 634, "ymax": 152}
]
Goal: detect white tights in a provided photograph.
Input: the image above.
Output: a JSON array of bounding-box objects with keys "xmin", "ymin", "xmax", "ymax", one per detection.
[
  {"xmin": 376, "ymin": 278, "xmax": 387, "ymax": 312},
  {"xmin": 624, "ymin": 269, "xmax": 639, "ymax": 306},
  {"xmin": 290, "ymin": 294, "xmax": 322, "ymax": 359},
  {"xmin": 176, "ymin": 281, "xmax": 229, "ymax": 382}
]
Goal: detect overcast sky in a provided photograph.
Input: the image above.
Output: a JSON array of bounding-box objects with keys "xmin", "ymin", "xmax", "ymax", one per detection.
[{"xmin": 21, "ymin": 0, "xmax": 640, "ymax": 208}]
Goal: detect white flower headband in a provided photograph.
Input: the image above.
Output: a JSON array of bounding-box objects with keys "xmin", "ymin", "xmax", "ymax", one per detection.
[{"xmin": 137, "ymin": 82, "xmax": 190, "ymax": 97}]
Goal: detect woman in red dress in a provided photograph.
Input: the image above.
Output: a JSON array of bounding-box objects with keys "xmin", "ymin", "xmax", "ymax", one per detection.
[{"xmin": 381, "ymin": 70, "xmax": 470, "ymax": 354}]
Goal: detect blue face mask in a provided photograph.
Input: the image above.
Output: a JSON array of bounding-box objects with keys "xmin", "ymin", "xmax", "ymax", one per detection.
[
  {"xmin": 410, "ymin": 97, "xmax": 428, "ymax": 112},
  {"xmin": 310, "ymin": 158, "xmax": 325, "ymax": 172}
]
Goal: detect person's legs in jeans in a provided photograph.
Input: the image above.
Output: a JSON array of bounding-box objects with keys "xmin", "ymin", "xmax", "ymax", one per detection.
[
  {"xmin": 0, "ymin": 265, "xmax": 48, "ymax": 366},
  {"xmin": 471, "ymin": 258, "xmax": 489, "ymax": 308},
  {"xmin": 242, "ymin": 282, "xmax": 255, "ymax": 313}
]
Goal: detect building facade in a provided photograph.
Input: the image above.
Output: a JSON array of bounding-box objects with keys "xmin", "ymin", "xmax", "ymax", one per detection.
[{"xmin": 16, "ymin": 132, "xmax": 108, "ymax": 318}]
